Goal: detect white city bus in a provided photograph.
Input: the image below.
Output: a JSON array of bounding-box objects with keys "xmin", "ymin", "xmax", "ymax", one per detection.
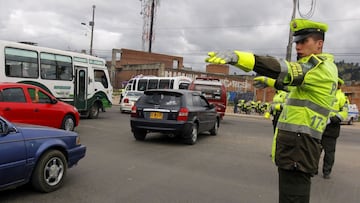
[
  {"xmin": 0, "ymin": 40, "xmax": 113, "ymax": 118},
  {"xmin": 124, "ymin": 75, "xmax": 192, "ymax": 94}
]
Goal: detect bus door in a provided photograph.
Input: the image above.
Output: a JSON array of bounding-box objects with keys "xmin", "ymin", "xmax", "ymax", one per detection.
[{"xmin": 74, "ymin": 66, "xmax": 88, "ymax": 111}]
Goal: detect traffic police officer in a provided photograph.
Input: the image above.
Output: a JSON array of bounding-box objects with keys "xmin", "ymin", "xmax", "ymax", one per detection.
[
  {"xmin": 265, "ymin": 89, "xmax": 289, "ymax": 133},
  {"xmin": 321, "ymin": 78, "xmax": 348, "ymax": 179},
  {"xmin": 205, "ymin": 18, "xmax": 338, "ymax": 203}
]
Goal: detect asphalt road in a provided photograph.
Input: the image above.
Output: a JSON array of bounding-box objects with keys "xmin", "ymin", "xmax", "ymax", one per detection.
[{"xmin": 1, "ymin": 106, "xmax": 359, "ymax": 203}]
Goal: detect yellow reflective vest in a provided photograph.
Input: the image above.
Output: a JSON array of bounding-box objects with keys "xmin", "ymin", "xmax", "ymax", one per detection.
[
  {"xmin": 276, "ymin": 54, "xmax": 338, "ymax": 140},
  {"xmin": 270, "ymin": 90, "xmax": 288, "ymax": 115},
  {"xmin": 230, "ymin": 50, "xmax": 338, "ymax": 172}
]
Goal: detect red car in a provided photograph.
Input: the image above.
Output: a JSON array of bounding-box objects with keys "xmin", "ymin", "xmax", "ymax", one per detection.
[{"xmin": 0, "ymin": 82, "xmax": 80, "ymax": 131}]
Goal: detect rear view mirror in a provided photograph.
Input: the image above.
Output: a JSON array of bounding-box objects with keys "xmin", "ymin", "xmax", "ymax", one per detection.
[{"xmin": 51, "ymin": 98, "xmax": 58, "ymax": 104}]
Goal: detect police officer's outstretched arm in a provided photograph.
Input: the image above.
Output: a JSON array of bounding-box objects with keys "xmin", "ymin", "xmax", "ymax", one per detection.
[
  {"xmin": 205, "ymin": 51, "xmax": 299, "ymax": 91},
  {"xmin": 205, "ymin": 51, "xmax": 282, "ymax": 79}
]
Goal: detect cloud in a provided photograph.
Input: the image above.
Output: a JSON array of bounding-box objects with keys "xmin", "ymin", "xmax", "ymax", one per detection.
[{"xmin": 1, "ymin": 0, "xmax": 359, "ymax": 71}]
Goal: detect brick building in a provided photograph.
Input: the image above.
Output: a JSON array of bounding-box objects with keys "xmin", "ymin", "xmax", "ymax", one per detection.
[{"xmin": 342, "ymin": 84, "xmax": 360, "ymax": 106}]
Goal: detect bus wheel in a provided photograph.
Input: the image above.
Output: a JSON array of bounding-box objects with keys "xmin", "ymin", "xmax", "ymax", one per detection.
[{"xmin": 88, "ymin": 103, "xmax": 99, "ymax": 119}]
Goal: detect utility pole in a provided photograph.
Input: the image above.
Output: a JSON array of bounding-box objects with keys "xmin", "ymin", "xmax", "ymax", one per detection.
[
  {"xmin": 89, "ymin": 5, "xmax": 96, "ymax": 55},
  {"xmin": 286, "ymin": 0, "xmax": 297, "ymax": 61},
  {"xmin": 148, "ymin": 0, "xmax": 155, "ymax": 53},
  {"xmin": 140, "ymin": 0, "xmax": 159, "ymax": 52}
]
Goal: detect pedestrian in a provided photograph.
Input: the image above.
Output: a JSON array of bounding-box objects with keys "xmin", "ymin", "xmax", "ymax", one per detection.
[
  {"xmin": 205, "ymin": 18, "xmax": 338, "ymax": 203},
  {"xmin": 321, "ymin": 78, "xmax": 349, "ymax": 179},
  {"xmin": 233, "ymin": 93, "xmax": 239, "ymax": 113},
  {"xmin": 269, "ymin": 90, "xmax": 289, "ymax": 133}
]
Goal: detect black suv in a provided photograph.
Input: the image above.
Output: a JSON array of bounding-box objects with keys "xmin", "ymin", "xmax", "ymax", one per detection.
[{"xmin": 130, "ymin": 89, "xmax": 220, "ymax": 145}]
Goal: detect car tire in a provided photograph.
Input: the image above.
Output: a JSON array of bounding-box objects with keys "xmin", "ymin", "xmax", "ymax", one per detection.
[
  {"xmin": 209, "ymin": 119, "xmax": 219, "ymax": 135},
  {"xmin": 61, "ymin": 115, "xmax": 75, "ymax": 131},
  {"xmin": 88, "ymin": 103, "xmax": 99, "ymax": 119},
  {"xmin": 133, "ymin": 130, "xmax": 147, "ymax": 141},
  {"xmin": 348, "ymin": 118, "xmax": 353, "ymax": 125},
  {"xmin": 31, "ymin": 150, "xmax": 67, "ymax": 193},
  {"xmin": 184, "ymin": 123, "xmax": 198, "ymax": 145}
]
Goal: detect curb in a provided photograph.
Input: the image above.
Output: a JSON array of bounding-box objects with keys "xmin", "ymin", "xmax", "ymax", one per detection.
[{"xmin": 225, "ymin": 112, "xmax": 267, "ymax": 120}]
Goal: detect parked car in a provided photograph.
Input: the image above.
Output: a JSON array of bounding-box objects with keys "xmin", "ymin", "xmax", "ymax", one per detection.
[
  {"xmin": 0, "ymin": 116, "xmax": 86, "ymax": 192},
  {"xmin": 130, "ymin": 89, "xmax": 220, "ymax": 145},
  {"xmin": 0, "ymin": 82, "xmax": 80, "ymax": 131},
  {"xmin": 120, "ymin": 91, "xmax": 143, "ymax": 113},
  {"xmin": 343, "ymin": 104, "xmax": 359, "ymax": 125}
]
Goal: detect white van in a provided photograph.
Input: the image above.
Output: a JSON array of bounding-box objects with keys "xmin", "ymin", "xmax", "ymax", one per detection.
[
  {"xmin": 124, "ymin": 75, "xmax": 192, "ymax": 93},
  {"xmin": 343, "ymin": 104, "xmax": 359, "ymax": 125}
]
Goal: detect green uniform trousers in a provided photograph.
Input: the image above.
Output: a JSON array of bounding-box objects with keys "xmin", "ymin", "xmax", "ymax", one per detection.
[
  {"xmin": 278, "ymin": 168, "xmax": 311, "ymax": 203},
  {"xmin": 321, "ymin": 121, "xmax": 340, "ymax": 175}
]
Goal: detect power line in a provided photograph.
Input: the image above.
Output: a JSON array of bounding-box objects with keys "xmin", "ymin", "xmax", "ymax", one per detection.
[{"xmin": 298, "ymin": 0, "xmax": 316, "ymax": 19}]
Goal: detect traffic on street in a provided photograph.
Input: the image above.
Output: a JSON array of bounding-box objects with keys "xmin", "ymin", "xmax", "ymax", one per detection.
[{"xmin": 1, "ymin": 106, "xmax": 359, "ymax": 203}]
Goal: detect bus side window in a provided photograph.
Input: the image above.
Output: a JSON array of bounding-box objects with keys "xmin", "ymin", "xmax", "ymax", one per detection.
[
  {"xmin": 59, "ymin": 66, "xmax": 72, "ymax": 80},
  {"xmin": 138, "ymin": 79, "xmax": 148, "ymax": 91},
  {"xmin": 179, "ymin": 83, "xmax": 190, "ymax": 89},
  {"xmin": 148, "ymin": 79, "xmax": 158, "ymax": 89},
  {"xmin": 5, "ymin": 47, "xmax": 38, "ymax": 78},
  {"xmin": 159, "ymin": 79, "xmax": 170, "ymax": 89},
  {"xmin": 41, "ymin": 64, "xmax": 56, "ymax": 79},
  {"xmin": 94, "ymin": 70, "xmax": 108, "ymax": 88}
]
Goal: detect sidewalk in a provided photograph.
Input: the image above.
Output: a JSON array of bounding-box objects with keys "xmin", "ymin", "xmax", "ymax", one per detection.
[{"xmin": 225, "ymin": 106, "xmax": 267, "ymax": 120}]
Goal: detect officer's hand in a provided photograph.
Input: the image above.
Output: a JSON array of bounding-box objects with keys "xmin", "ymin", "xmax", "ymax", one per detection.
[
  {"xmin": 206, "ymin": 51, "xmax": 255, "ymax": 72},
  {"xmin": 254, "ymin": 76, "xmax": 276, "ymax": 88},
  {"xmin": 330, "ymin": 116, "xmax": 341, "ymax": 124},
  {"xmin": 264, "ymin": 111, "xmax": 271, "ymax": 119},
  {"xmin": 275, "ymin": 103, "xmax": 283, "ymax": 111},
  {"xmin": 205, "ymin": 51, "xmax": 238, "ymax": 65}
]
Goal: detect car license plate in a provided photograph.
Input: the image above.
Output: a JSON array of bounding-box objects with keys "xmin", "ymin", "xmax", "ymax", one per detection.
[{"xmin": 150, "ymin": 112, "xmax": 163, "ymax": 119}]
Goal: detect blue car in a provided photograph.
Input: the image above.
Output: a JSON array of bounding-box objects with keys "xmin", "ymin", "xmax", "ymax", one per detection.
[{"xmin": 0, "ymin": 116, "xmax": 86, "ymax": 192}]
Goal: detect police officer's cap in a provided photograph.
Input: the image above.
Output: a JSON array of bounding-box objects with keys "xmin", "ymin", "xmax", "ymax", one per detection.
[{"xmin": 290, "ymin": 19, "xmax": 328, "ymax": 42}]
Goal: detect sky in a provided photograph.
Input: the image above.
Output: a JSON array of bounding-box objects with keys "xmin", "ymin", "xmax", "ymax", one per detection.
[{"xmin": 1, "ymin": 0, "xmax": 360, "ymax": 73}]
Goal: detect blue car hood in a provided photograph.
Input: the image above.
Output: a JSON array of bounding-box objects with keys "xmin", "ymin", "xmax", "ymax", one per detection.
[{"xmin": 14, "ymin": 123, "xmax": 78, "ymax": 138}]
